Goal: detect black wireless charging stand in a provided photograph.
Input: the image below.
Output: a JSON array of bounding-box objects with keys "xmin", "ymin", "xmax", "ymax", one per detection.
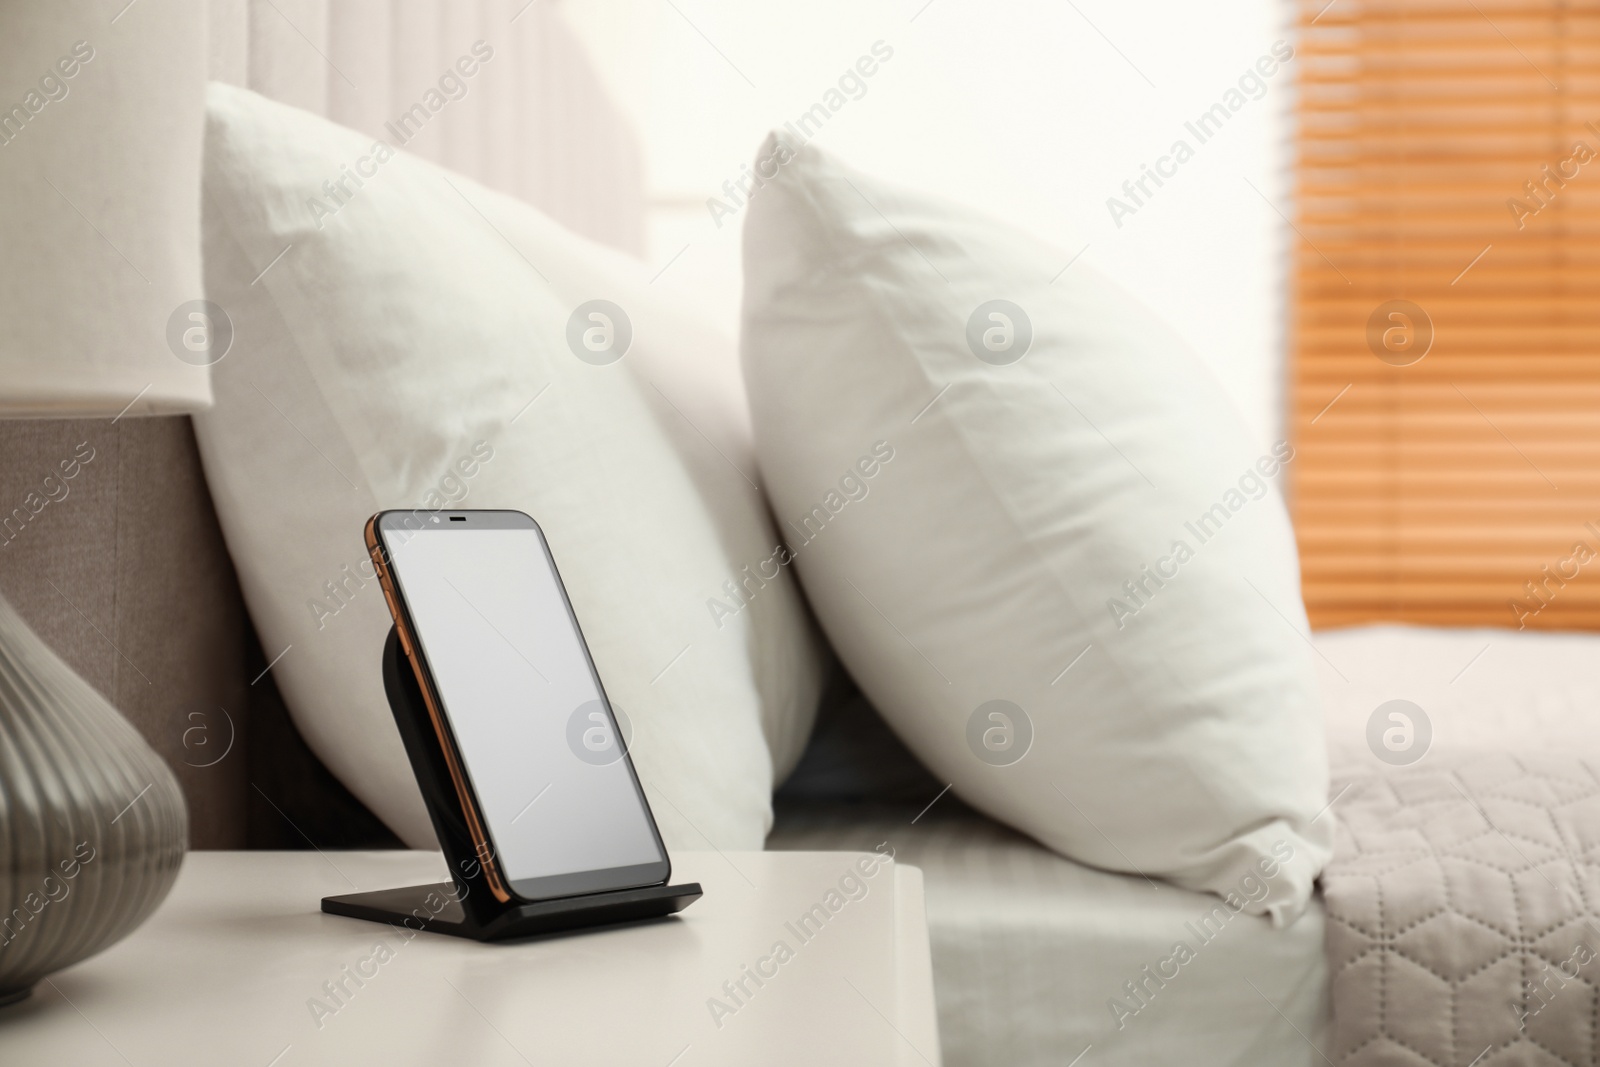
[{"xmin": 320, "ymin": 626, "xmax": 702, "ymax": 942}]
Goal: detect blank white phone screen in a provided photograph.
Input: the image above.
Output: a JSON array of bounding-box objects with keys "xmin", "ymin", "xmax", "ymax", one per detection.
[{"xmin": 387, "ymin": 526, "xmax": 663, "ymax": 884}]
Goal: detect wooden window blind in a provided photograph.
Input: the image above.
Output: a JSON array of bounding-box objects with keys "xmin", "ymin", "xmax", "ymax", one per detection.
[{"xmin": 1292, "ymin": 0, "xmax": 1600, "ymax": 630}]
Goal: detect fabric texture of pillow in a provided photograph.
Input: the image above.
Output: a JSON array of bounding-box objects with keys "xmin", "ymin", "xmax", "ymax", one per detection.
[
  {"xmin": 196, "ymin": 85, "xmax": 826, "ymax": 851},
  {"xmin": 740, "ymin": 134, "xmax": 1331, "ymax": 921}
]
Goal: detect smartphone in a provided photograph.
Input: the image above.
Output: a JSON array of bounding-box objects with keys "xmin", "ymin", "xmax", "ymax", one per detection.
[{"xmin": 365, "ymin": 509, "xmax": 670, "ymax": 903}]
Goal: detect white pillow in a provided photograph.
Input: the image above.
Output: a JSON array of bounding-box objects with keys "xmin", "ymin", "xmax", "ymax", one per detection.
[
  {"xmin": 196, "ymin": 85, "xmax": 826, "ymax": 851},
  {"xmin": 741, "ymin": 135, "xmax": 1330, "ymax": 921}
]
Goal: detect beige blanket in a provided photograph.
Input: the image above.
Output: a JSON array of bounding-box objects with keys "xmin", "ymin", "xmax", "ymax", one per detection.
[{"xmin": 1324, "ymin": 753, "xmax": 1600, "ymax": 1065}]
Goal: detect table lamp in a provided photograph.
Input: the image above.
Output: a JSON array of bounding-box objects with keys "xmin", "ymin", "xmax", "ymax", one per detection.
[{"xmin": 0, "ymin": 0, "xmax": 207, "ymax": 1005}]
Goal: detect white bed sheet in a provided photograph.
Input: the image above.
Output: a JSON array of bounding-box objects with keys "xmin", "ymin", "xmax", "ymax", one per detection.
[
  {"xmin": 770, "ymin": 624, "xmax": 1600, "ymax": 1065},
  {"xmin": 767, "ymin": 803, "xmax": 1329, "ymax": 1067},
  {"xmin": 1313, "ymin": 624, "xmax": 1600, "ymax": 767}
]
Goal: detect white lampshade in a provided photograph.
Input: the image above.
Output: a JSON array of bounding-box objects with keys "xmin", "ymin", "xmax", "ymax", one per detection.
[{"xmin": 0, "ymin": 1, "xmax": 211, "ymax": 417}]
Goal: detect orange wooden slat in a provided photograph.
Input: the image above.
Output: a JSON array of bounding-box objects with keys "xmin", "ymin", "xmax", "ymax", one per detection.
[{"xmin": 1291, "ymin": 0, "xmax": 1600, "ymax": 630}]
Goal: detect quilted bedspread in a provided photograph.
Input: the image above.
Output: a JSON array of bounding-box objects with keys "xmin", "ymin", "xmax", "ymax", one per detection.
[{"xmin": 1324, "ymin": 753, "xmax": 1600, "ymax": 1066}]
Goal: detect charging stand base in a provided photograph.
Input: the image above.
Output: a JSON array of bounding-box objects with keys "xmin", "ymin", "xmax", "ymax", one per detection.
[
  {"xmin": 319, "ymin": 626, "xmax": 701, "ymax": 943},
  {"xmin": 322, "ymin": 880, "xmax": 702, "ymax": 942}
]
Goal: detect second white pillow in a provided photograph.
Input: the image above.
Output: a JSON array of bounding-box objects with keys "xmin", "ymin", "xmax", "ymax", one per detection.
[{"xmin": 741, "ymin": 135, "xmax": 1330, "ymax": 920}]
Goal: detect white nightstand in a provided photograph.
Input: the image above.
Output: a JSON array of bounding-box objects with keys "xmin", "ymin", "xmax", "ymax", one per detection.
[{"xmin": 1, "ymin": 850, "xmax": 940, "ymax": 1067}]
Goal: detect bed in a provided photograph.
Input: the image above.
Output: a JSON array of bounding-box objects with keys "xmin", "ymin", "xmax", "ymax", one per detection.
[
  {"xmin": 771, "ymin": 624, "xmax": 1600, "ymax": 1066},
  {"xmin": 769, "ymin": 802, "xmax": 1331, "ymax": 1066}
]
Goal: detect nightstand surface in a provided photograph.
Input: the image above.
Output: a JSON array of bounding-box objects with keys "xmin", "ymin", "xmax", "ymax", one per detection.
[{"xmin": 0, "ymin": 850, "xmax": 939, "ymax": 1067}]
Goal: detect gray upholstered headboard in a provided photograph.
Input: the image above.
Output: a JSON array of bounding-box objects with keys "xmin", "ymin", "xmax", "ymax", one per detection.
[
  {"xmin": 0, "ymin": 0, "xmax": 645, "ymax": 849},
  {"xmin": 202, "ymin": 0, "xmax": 644, "ymax": 256}
]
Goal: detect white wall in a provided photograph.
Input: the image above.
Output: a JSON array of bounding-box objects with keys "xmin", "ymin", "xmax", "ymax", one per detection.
[{"xmin": 564, "ymin": 0, "xmax": 1293, "ymax": 447}]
